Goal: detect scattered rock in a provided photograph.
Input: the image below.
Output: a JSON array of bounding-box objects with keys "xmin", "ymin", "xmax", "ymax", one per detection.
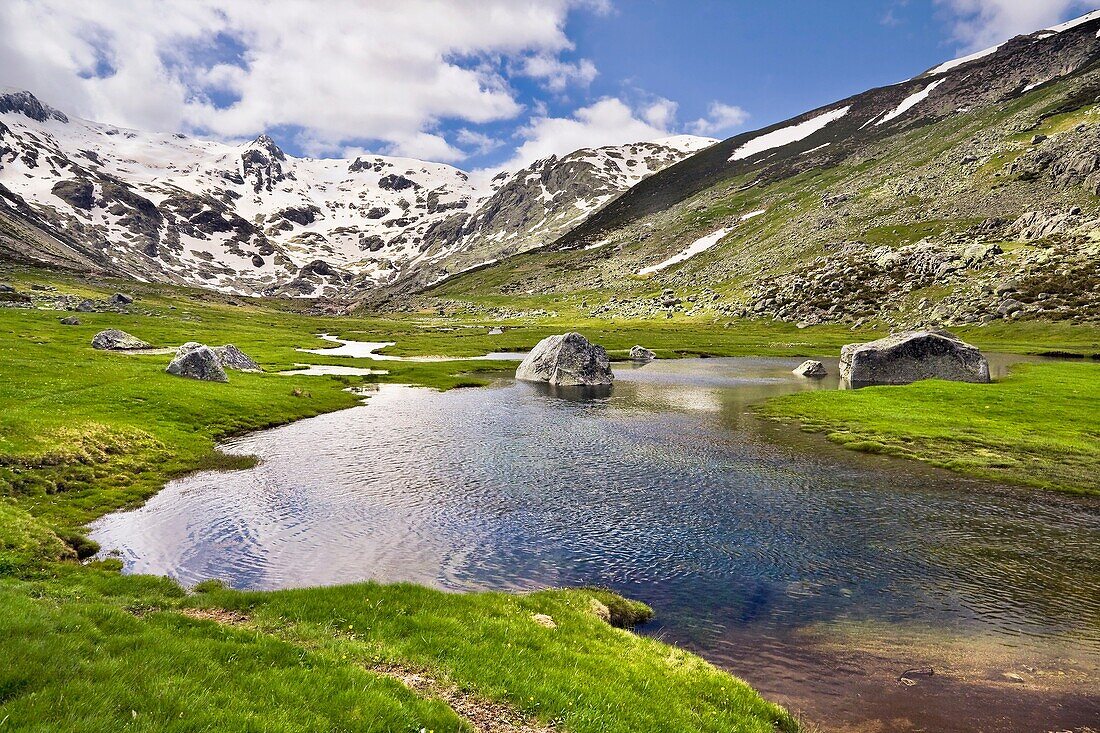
[
  {"xmin": 75, "ymin": 299, "xmax": 97, "ymax": 313},
  {"xmin": 215, "ymin": 344, "xmax": 261, "ymax": 372},
  {"xmin": 177, "ymin": 342, "xmax": 261, "ymax": 372},
  {"xmin": 840, "ymin": 330, "xmax": 990, "ymax": 385},
  {"xmin": 515, "ymin": 332, "xmax": 614, "ymax": 386},
  {"xmin": 0, "ymin": 288, "xmax": 31, "ymax": 303},
  {"xmin": 110, "ymin": 292, "xmax": 133, "ymax": 305},
  {"xmin": 793, "ymin": 359, "xmax": 827, "ymax": 378},
  {"xmin": 629, "ymin": 345, "xmax": 656, "ymax": 362},
  {"xmin": 166, "ymin": 345, "xmax": 228, "ymax": 382},
  {"xmin": 91, "ymin": 329, "xmax": 151, "ymax": 351},
  {"xmin": 59, "ymin": 316, "xmax": 80, "ymax": 325}
]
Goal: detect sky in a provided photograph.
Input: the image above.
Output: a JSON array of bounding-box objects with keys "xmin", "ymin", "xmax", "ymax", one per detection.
[{"xmin": 0, "ymin": 0, "xmax": 1096, "ymax": 172}]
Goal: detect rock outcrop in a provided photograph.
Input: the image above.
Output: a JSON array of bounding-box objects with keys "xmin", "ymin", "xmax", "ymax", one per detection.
[
  {"xmin": 630, "ymin": 345, "xmax": 656, "ymax": 362},
  {"xmin": 516, "ymin": 332, "xmax": 614, "ymax": 386},
  {"xmin": 177, "ymin": 342, "xmax": 261, "ymax": 372},
  {"xmin": 91, "ymin": 329, "xmax": 150, "ymax": 350},
  {"xmin": 166, "ymin": 345, "xmax": 228, "ymax": 382},
  {"xmin": 839, "ymin": 330, "xmax": 990, "ymax": 385},
  {"xmin": 793, "ymin": 360, "xmax": 827, "ymax": 378}
]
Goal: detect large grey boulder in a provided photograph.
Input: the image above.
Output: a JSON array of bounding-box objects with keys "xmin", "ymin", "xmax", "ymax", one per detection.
[
  {"xmin": 176, "ymin": 342, "xmax": 261, "ymax": 372},
  {"xmin": 629, "ymin": 345, "xmax": 656, "ymax": 362},
  {"xmin": 839, "ymin": 330, "xmax": 990, "ymax": 385},
  {"xmin": 91, "ymin": 329, "xmax": 150, "ymax": 350},
  {"xmin": 793, "ymin": 360, "xmax": 827, "ymax": 378},
  {"xmin": 516, "ymin": 332, "xmax": 614, "ymax": 386},
  {"xmin": 166, "ymin": 345, "xmax": 228, "ymax": 382}
]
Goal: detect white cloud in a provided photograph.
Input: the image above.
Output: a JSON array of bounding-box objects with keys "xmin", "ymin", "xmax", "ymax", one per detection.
[
  {"xmin": 519, "ymin": 55, "xmax": 598, "ymax": 92},
  {"xmin": 934, "ymin": 0, "xmax": 1094, "ymax": 51},
  {"xmin": 456, "ymin": 128, "xmax": 505, "ymax": 156},
  {"xmin": 0, "ymin": 0, "xmax": 599, "ymax": 161},
  {"xmin": 688, "ymin": 102, "xmax": 750, "ymax": 136},
  {"xmin": 492, "ymin": 97, "xmax": 671, "ymax": 171}
]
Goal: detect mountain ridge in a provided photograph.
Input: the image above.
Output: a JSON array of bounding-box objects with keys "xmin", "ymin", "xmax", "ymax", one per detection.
[{"xmin": 0, "ymin": 91, "xmax": 712, "ymax": 296}]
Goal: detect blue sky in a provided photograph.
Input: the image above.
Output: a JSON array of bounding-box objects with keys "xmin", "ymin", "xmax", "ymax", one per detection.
[{"xmin": 0, "ymin": 1, "xmax": 1095, "ymax": 171}]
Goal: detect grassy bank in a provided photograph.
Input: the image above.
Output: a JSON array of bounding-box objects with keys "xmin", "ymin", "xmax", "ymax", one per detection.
[
  {"xmin": 0, "ymin": 271, "xmax": 798, "ymax": 732},
  {"xmin": 760, "ymin": 361, "xmax": 1100, "ymax": 496}
]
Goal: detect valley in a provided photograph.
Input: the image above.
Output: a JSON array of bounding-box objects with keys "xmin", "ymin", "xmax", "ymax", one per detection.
[{"xmin": 3, "ymin": 6, "xmax": 1100, "ymax": 733}]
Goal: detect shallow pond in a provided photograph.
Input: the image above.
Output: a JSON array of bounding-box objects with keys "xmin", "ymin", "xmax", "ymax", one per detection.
[{"xmin": 91, "ymin": 354, "xmax": 1100, "ymax": 732}]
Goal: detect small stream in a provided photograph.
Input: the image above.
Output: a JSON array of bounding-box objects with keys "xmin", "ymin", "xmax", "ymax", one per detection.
[{"xmin": 91, "ymin": 353, "xmax": 1100, "ymax": 732}]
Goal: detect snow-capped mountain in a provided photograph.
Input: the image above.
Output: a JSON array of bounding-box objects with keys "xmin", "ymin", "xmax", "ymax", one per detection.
[{"xmin": 0, "ymin": 89, "xmax": 712, "ymax": 296}]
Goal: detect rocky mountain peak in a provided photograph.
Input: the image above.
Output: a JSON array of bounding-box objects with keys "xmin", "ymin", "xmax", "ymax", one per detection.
[
  {"xmin": 249, "ymin": 133, "xmax": 286, "ymax": 161},
  {"xmin": 0, "ymin": 90, "xmax": 68, "ymax": 124}
]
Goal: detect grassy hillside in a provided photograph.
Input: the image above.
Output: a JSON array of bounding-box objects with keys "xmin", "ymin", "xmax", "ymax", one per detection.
[{"xmin": 425, "ymin": 72, "xmax": 1100, "ymax": 332}]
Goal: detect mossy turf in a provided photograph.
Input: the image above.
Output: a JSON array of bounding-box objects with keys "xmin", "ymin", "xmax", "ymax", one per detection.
[
  {"xmin": 761, "ymin": 361, "xmax": 1100, "ymax": 496},
  {"xmin": 0, "ymin": 270, "xmax": 797, "ymax": 733}
]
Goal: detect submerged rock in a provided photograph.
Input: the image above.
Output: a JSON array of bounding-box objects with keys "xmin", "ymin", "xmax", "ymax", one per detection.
[
  {"xmin": 167, "ymin": 345, "xmax": 228, "ymax": 382},
  {"xmin": 839, "ymin": 330, "xmax": 989, "ymax": 385},
  {"xmin": 516, "ymin": 332, "xmax": 614, "ymax": 386},
  {"xmin": 793, "ymin": 359, "xmax": 827, "ymax": 378},
  {"xmin": 91, "ymin": 329, "xmax": 150, "ymax": 350},
  {"xmin": 630, "ymin": 345, "xmax": 657, "ymax": 362}
]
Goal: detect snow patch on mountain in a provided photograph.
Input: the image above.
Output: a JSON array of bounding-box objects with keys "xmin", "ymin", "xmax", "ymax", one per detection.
[
  {"xmin": 728, "ymin": 107, "xmax": 850, "ymax": 162},
  {"xmin": 877, "ymin": 78, "xmax": 946, "ymax": 125}
]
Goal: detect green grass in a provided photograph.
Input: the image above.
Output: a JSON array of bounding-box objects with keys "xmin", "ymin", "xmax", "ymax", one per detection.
[
  {"xmin": 0, "ymin": 270, "xmax": 798, "ymax": 733},
  {"xmin": 760, "ymin": 361, "xmax": 1100, "ymax": 495}
]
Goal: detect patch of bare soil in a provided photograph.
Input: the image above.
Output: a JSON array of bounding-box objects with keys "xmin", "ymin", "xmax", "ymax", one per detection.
[{"xmin": 370, "ymin": 663, "xmax": 555, "ymax": 733}]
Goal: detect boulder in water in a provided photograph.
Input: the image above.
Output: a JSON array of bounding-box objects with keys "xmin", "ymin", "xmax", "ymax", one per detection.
[
  {"xmin": 629, "ymin": 345, "xmax": 656, "ymax": 362},
  {"xmin": 839, "ymin": 330, "xmax": 990, "ymax": 385},
  {"xmin": 516, "ymin": 332, "xmax": 614, "ymax": 386},
  {"xmin": 793, "ymin": 359, "xmax": 827, "ymax": 378},
  {"xmin": 166, "ymin": 345, "xmax": 228, "ymax": 382},
  {"xmin": 91, "ymin": 329, "xmax": 150, "ymax": 350}
]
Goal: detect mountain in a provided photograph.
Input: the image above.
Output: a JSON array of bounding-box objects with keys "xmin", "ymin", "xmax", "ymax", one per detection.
[
  {"xmin": 0, "ymin": 89, "xmax": 712, "ymax": 296},
  {"xmin": 427, "ymin": 10, "xmax": 1100, "ymax": 328}
]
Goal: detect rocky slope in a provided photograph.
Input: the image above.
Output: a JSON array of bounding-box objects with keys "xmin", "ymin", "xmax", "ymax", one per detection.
[
  {"xmin": 0, "ymin": 89, "xmax": 710, "ymax": 296},
  {"xmin": 427, "ymin": 11, "xmax": 1100, "ymax": 328}
]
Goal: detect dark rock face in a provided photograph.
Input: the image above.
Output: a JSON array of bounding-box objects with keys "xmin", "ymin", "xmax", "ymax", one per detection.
[
  {"xmin": 0, "ymin": 91, "xmax": 69, "ymax": 123},
  {"xmin": 273, "ymin": 204, "xmax": 322, "ymax": 226},
  {"xmin": 629, "ymin": 345, "xmax": 656, "ymax": 362},
  {"xmin": 793, "ymin": 360, "xmax": 827, "ymax": 378},
  {"xmin": 516, "ymin": 332, "xmax": 614, "ymax": 386},
  {"xmin": 91, "ymin": 329, "xmax": 150, "ymax": 350},
  {"xmin": 377, "ymin": 174, "xmax": 417, "ymax": 191},
  {"xmin": 166, "ymin": 345, "xmax": 228, "ymax": 382},
  {"xmin": 839, "ymin": 330, "xmax": 990, "ymax": 385},
  {"xmin": 51, "ymin": 179, "xmax": 94, "ymax": 210}
]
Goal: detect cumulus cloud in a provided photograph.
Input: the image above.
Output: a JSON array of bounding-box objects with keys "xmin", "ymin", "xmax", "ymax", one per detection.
[
  {"xmin": 518, "ymin": 55, "xmax": 598, "ymax": 92},
  {"xmin": 934, "ymin": 0, "xmax": 1094, "ymax": 51},
  {"xmin": 490, "ymin": 97, "xmax": 667, "ymax": 172},
  {"xmin": 688, "ymin": 102, "xmax": 750, "ymax": 136},
  {"xmin": 0, "ymin": 0, "xmax": 597, "ymax": 161}
]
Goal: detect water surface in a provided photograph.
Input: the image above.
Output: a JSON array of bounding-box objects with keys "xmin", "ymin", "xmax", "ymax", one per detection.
[{"xmin": 91, "ymin": 355, "xmax": 1100, "ymax": 732}]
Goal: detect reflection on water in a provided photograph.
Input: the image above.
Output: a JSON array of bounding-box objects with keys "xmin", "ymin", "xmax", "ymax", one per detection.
[{"xmin": 90, "ymin": 354, "xmax": 1100, "ymax": 732}]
